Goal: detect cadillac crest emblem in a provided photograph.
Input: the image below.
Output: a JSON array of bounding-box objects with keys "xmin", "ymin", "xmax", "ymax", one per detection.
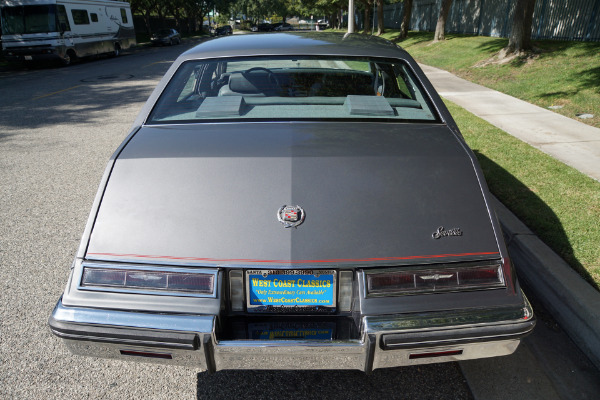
[{"xmin": 277, "ymin": 205, "xmax": 305, "ymax": 228}]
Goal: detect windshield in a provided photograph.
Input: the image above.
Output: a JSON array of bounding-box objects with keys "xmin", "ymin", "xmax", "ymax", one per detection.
[
  {"xmin": 147, "ymin": 56, "xmax": 439, "ymax": 124},
  {"xmin": 1, "ymin": 5, "xmax": 57, "ymax": 35}
]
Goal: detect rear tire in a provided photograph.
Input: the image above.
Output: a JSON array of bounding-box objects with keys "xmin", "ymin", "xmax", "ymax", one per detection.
[{"xmin": 60, "ymin": 49, "xmax": 76, "ymax": 66}]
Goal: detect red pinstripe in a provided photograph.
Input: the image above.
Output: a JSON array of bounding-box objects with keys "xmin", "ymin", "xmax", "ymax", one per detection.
[{"xmin": 86, "ymin": 251, "xmax": 500, "ymax": 264}]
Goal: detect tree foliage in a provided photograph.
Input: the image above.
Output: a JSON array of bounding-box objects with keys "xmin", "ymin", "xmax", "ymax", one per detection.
[
  {"xmin": 129, "ymin": 0, "xmax": 545, "ymax": 48},
  {"xmin": 130, "ymin": 0, "xmax": 389, "ymax": 33},
  {"xmin": 129, "ymin": 0, "xmax": 234, "ymax": 34}
]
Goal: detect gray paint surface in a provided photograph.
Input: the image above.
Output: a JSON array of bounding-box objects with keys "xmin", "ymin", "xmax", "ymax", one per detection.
[{"xmin": 87, "ymin": 121, "xmax": 499, "ymax": 268}]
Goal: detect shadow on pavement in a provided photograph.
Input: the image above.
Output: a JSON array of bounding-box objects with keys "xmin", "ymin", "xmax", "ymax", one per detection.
[
  {"xmin": 0, "ymin": 70, "xmax": 159, "ymax": 133},
  {"xmin": 473, "ymin": 151, "xmax": 595, "ymax": 288},
  {"xmin": 196, "ymin": 363, "xmax": 472, "ymax": 400}
]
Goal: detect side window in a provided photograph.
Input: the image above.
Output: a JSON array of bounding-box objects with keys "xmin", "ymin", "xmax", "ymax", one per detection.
[
  {"xmin": 56, "ymin": 5, "xmax": 71, "ymax": 31},
  {"xmin": 90, "ymin": 13, "xmax": 98, "ymax": 23},
  {"xmin": 120, "ymin": 8, "xmax": 128, "ymax": 24},
  {"xmin": 71, "ymin": 9, "xmax": 90, "ymax": 25}
]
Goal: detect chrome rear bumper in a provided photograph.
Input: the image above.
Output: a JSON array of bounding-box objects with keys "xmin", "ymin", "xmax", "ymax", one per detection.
[{"xmin": 49, "ymin": 295, "xmax": 535, "ymax": 372}]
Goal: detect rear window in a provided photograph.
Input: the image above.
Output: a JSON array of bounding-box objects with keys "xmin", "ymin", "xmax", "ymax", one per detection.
[{"xmin": 147, "ymin": 56, "xmax": 439, "ymax": 124}]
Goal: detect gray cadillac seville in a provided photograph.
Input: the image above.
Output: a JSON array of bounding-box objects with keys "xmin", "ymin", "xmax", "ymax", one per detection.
[{"xmin": 49, "ymin": 32, "xmax": 535, "ymax": 372}]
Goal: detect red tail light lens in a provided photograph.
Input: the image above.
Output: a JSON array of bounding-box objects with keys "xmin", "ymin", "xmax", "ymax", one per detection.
[
  {"xmin": 81, "ymin": 265, "xmax": 216, "ymax": 296},
  {"xmin": 82, "ymin": 268, "xmax": 126, "ymax": 286},
  {"xmin": 366, "ymin": 263, "xmax": 504, "ymax": 296},
  {"xmin": 367, "ymin": 272, "xmax": 414, "ymax": 293},
  {"xmin": 167, "ymin": 273, "xmax": 213, "ymax": 292},
  {"xmin": 458, "ymin": 267, "xmax": 502, "ymax": 285}
]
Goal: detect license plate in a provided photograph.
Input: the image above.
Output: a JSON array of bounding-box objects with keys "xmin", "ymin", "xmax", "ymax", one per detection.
[
  {"xmin": 246, "ymin": 269, "xmax": 337, "ymax": 312},
  {"xmin": 24, "ymin": 56, "xmax": 32, "ymax": 60}
]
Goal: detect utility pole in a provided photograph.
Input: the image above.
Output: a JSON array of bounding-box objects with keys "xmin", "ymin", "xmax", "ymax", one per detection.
[{"xmin": 348, "ymin": 0, "xmax": 355, "ymax": 33}]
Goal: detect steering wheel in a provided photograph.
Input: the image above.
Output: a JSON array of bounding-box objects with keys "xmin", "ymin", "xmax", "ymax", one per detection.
[{"xmin": 243, "ymin": 67, "xmax": 282, "ymax": 92}]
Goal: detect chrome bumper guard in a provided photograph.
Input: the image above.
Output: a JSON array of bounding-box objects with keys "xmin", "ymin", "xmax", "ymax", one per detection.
[{"xmin": 49, "ymin": 296, "xmax": 535, "ymax": 372}]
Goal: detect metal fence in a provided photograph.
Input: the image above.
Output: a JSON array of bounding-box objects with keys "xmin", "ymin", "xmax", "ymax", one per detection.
[{"xmin": 372, "ymin": 0, "xmax": 600, "ymax": 41}]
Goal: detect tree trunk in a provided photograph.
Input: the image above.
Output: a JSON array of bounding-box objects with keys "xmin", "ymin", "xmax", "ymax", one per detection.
[
  {"xmin": 376, "ymin": 0, "xmax": 385, "ymax": 35},
  {"xmin": 363, "ymin": 2, "xmax": 372, "ymax": 34},
  {"xmin": 158, "ymin": 9, "xmax": 165, "ymax": 29},
  {"xmin": 174, "ymin": 9, "xmax": 181, "ymax": 31},
  {"xmin": 523, "ymin": 0, "xmax": 536, "ymax": 45},
  {"xmin": 399, "ymin": 0, "xmax": 413, "ymax": 40},
  {"xmin": 144, "ymin": 10, "xmax": 152, "ymax": 36},
  {"xmin": 508, "ymin": 0, "xmax": 537, "ymax": 52},
  {"xmin": 433, "ymin": 0, "xmax": 453, "ymax": 41}
]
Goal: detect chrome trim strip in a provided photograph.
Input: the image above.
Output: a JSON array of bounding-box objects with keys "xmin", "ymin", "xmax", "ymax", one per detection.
[
  {"xmin": 50, "ymin": 330, "xmax": 197, "ymax": 350},
  {"xmin": 379, "ymin": 324, "xmax": 534, "ymax": 350},
  {"xmin": 364, "ymin": 298, "xmax": 534, "ymax": 334},
  {"xmin": 213, "ymin": 339, "xmax": 368, "ymax": 371},
  {"xmin": 215, "ymin": 339, "xmax": 364, "ymax": 348},
  {"xmin": 51, "ymin": 299, "xmax": 215, "ymax": 333}
]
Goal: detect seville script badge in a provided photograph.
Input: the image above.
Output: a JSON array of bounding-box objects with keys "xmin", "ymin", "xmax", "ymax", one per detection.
[
  {"xmin": 432, "ymin": 226, "xmax": 463, "ymax": 239},
  {"xmin": 277, "ymin": 205, "xmax": 305, "ymax": 228}
]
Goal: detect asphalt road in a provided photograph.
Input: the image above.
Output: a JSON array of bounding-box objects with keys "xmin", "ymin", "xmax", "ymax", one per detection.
[
  {"xmin": 0, "ymin": 40, "xmax": 473, "ymax": 400},
  {"xmin": 2, "ymin": 37, "xmax": 598, "ymax": 400}
]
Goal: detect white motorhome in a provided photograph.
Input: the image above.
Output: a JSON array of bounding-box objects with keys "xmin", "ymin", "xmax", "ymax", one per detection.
[{"xmin": 1, "ymin": 0, "xmax": 135, "ymax": 64}]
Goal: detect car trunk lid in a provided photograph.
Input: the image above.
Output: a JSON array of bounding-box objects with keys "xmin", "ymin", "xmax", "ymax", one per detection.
[{"xmin": 86, "ymin": 122, "xmax": 500, "ymax": 268}]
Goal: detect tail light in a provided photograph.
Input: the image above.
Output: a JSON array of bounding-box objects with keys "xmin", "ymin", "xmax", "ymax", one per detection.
[
  {"xmin": 80, "ymin": 264, "xmax": 217, "ymax": 297},
  {"xmin": 365, "ymin": 262, "xmax": 505, "ymax": 296}
]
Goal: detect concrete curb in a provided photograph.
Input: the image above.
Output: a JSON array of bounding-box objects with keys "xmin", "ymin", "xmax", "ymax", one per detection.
[{"xmin": 491, "ymin": 195, "xmax": 600, "ymax": 370}]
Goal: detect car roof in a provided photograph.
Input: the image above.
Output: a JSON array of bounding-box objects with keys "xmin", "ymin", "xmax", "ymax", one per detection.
[{"xmin": 180, "ymin": 32, "xmax": 409, "ymax": 61}]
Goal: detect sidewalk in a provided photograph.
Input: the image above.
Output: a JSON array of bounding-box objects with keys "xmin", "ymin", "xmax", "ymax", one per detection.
[
  {"xmin": 420, "ymin": 64, "xmax": 600, "ymax": 182},
  {"xmin": 420, "ymin": 65, "xmax": 600, "ymax": 372}
]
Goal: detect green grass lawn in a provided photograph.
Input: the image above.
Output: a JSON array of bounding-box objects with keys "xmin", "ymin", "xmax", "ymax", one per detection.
[
  {"xmin": 445, "ymin": 100, "xmax": 600, "ymax": 289},
  {"xmin": 382, "ymin": 31, "xmax": 600, "ymax": 129}
]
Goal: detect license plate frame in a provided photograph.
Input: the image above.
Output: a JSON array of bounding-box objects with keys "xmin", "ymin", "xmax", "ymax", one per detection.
[{"xmin": 246, "ymin": 269, "xmax": 337, "ymax": 313}]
